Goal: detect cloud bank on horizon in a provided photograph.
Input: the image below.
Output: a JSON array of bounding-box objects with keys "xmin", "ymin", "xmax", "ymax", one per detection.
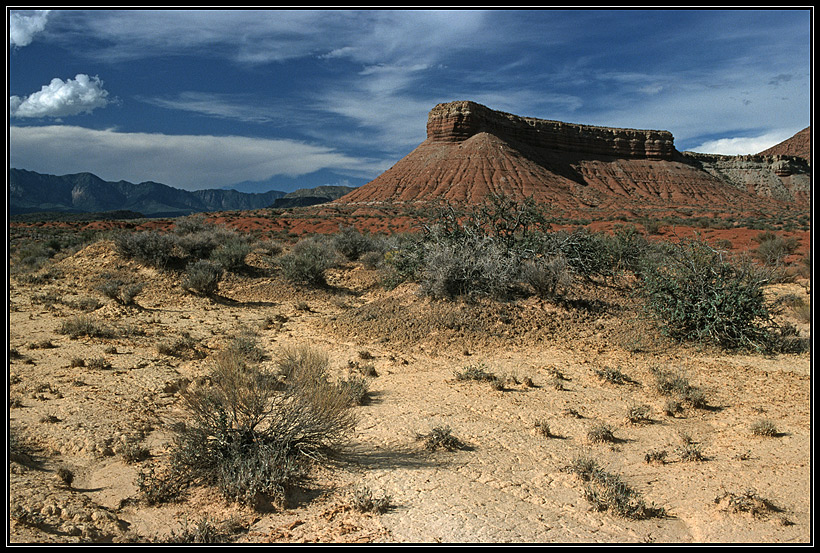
[{"xmin": 8, "ymin": 9, "xmax": 811, "ymax": 191}]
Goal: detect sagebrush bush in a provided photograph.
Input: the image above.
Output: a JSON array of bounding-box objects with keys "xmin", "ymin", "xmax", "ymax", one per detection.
[
  {"xmin": 156, "ymin": 345, "xmax": 354, "ymax": 509},
  {"xmin": 58, "ymin": 315, "xmax": 116, "ymax": 339},
  {"xmin": 98, "ymin": 278, "xmax": 144, "ymax": 306},
  {"xmin": 332, "ymin": 226, "xmax": 378, "ymax": 261},
  {"xmin": 279, "ymin": 236, "xmax": 339, "ymax": 286},
  {"xmin": 535, "ymin": 228, "xmax": 617, "ymax": 283},
  {"xmin": 520, "ymin": 255, "xmax": 572, "ymax": 299},
  {"xmin": 420, "ymin": 236, "xmax": 518, "ymax": 300},
  {"xmin": 752, "ymin": 231, "xmax": 799, "ymax": 267},
  {"xmin": 115, "ymin": 231, "xmax": 177, "ymax": 269},
  {"xmin": 640, "ymin": 238, "xmax": 773, "ymax": 350},
  {"xmin": 182, "ymin": 259, "xmax": 224, "ymax": 296},
  {"xmin": 563, "ymin": 456, "xmax": 665, "ymax": 519},
  {"xmin": 209, "ymin": 237, "xmax": 253, "ymax": 272},
  {"xmin": 651, "ymin": 367, "xmax": 707, "ymax": 409}
]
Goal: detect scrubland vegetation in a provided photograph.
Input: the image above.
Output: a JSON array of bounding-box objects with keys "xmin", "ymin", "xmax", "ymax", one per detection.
[{"xmin": 7, "ymin": 199, "xmax": 811, "ymax": 543}]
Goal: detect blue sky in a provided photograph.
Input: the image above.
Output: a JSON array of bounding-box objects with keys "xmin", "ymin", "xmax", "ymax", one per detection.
[{"xmin": 8, "ymin": 8, "xmax": 812, "ymax": 193}]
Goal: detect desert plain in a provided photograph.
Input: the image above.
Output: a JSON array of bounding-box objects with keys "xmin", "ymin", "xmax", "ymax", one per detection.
[{"xmin": 7, "ymin": 210, "xmax": 811, "ymax": 544}]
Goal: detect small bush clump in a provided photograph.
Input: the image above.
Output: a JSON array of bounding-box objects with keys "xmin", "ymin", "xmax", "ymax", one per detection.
[
  {"xmin": 587, "ymin": 423, "xmax": 618, "ymax": 444},
  {"xmin": 98, "ymin": 278, "xmax": 144, "ymax": 306},
  {"xmin": 420, "ymin": 236, "xmax": 518, "ymax": 300},
  {"xmin": 563, "ymin": 456, "xmax": 666, "ymax": 519},
  {"xmin": 750, "ymin": 419, "xmax": 779, "ymax": 437},
  {"xmin": 714, "ymin": 489, "xmax": 780, "ymax": 518},
  {"xmin": 279, "ymin": 236, "xmax": 339, "ymax": 286},
  {"xmin": 58, "ymin": 315, "xmax": 116, "ymax": 339},
  {"xmin": 651, "ymin": 367, "xmax": 707, "ymax": 409},
  {"xmin": 332, "ymin": 226, "xmax": 378, "ymax": 261},
  {"xmin": 115, "ymin": 231, "xmax": 177, "ymax": 269},
  {"xmin": 416, "ymin": 425, "xmax": 467, "ymax": 452},
  {"xmin": 453, "ymin": 364, "xmax": 496, "ymax": 382},
  {"xmin": 349, "ymin": 485, "xmax": 392, "ymax": 514},
  {"xmin": 520, "ymin": 255, "xmax": 572, "ymax": 299},
  {"xmin": 594, "ymin": 367, "xmax": 633, "ymax": 385},
  {"xmin": 625, "ymin": 404, "xmax": 652, "ymax": 424},
  {"xmin": 182, "ymin": 260, "xmax": 224, "ymax": 296}
]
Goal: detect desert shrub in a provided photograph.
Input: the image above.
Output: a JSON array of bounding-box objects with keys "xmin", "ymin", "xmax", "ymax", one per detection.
[
  {"xmin": 520, "ymin": 255, "xmax": 572, "ymax": 298},
  {"xmin": 337, "ymin": 375, "xmax": 370, "ymax": 406},
  {"xmin": 278, "ymin": 235, "xmax": 339, "ymax": 286},
  {"xmin": 182, "ymin": 259, "xmax": 224, "ymax": 296},
  {"xmin": 58, "ymin": 315, "xmax": 116, "ymax": 339},
  {"xmin": 643, "ymin": 449, "xmax": 668, "ymax": 464},
  {"xmin": 173, "ymin": 214, "xmax": 216, "ymax": 235},
  {"xmin": 714, "ymin": 489, "xmax": 779, "ymax": 518},
  {"xmin": 535, "ymin": 228, "xmax": 616, "ymax": 283},
  {"xmin": 158, "ymin": 332, "xmax": 201, "ymax": 358},
  {"xmin": 587, "ymin": 423, "xmax": 618, "ymax": 444},
  {"xmin": 119, "ymin": 441, "xmax": 150, "ymax": 464},
  {"xmin": 331, "ymin": 226, "xmax": 378, "ymax": 261},
  {"xmin": 651, "ymin": 367, "xmax": 707, "ymax": 409},
  {"xmin": 594, "ymin": 366, "xmax": 633, "ymax": 385},
  {"xmin": 380, "ymin": 234, "xmax": 426, "ymax": 288},
  {"xmin": 225, "ymin": 333, "xmax": 266, "ymax": 363},
  {"xmin": 534, "ymin": 419, "xmax": 553, "ymax": 437},
  {"xmin": 677, "ymin": 444, "xmax": 705, "ymax": 462},
  {"xmin": 625, "ymin": 404, "xmax": 652, "ymax": 424},
  {"xmin": 165, "ymin": 517, "xmax": 235, "ymax": 544},
  {"xmin": 750, "ymin": 419, "xmax": 779, "ymax": 437},
  {"xmin": 98, "ymin": 278, "xmax": 144, "ymax": 306},
  {"xmin": 453, "ymin": 363, "xmax": 496, "ymax": 382},
  {"xmin": 753, "ymin": 233, "xmax": 800, "ymax": 267},
  {"xmin": 608, "ymin": 224, "xmax": 655, "ymax": 275},
  {"xmin": 416, "ymin": 425, "xmax": 466, "ymax": 452},
  {"xmin": 639, "ymin": 238, "xmax": 773, "ymax": 350},
  {"xmin": 86, "ymin": 356, "xmax": 112, "ymax": 370},
  {"xmin": 425, "ymin": 194, "xmax": 552, "ymax": 251},
  {"xmin": 420, "ymin": 236, "xmax": 518, "ymax": 300},
  {"xmin": 209, "ymin": 237, "xmax": 253, "ymax": 272},
  {"xmin": 159, "ymin": 345, "xmax": 354, "ymax": 509},
  {"xmin": 349, "ymin": 485, "xmax": 392, "ymax": 514},
  {"xmin": 115, "ymin": 231, "xmax": 177, "ymax": 269},
  {"xmin": 563, "ymin": 456, "xmax": 665, "ymax": 519}
]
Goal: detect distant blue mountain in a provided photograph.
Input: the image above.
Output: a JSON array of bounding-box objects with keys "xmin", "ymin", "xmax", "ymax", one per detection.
[{"xmin": 9, "ymin": 168, "xmax": 289, "ymax": 217}]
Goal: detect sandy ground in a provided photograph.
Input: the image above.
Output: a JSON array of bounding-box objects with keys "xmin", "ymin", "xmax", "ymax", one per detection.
[{"xmin": 7, "ymin": 240, "xmax": 812, "ymax": 544}]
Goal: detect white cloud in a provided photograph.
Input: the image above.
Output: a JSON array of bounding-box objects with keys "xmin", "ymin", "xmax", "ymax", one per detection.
[
  {"xmin": 9, "ymin": 125, "xmax": 385, "ymax": 190},
  {"xmin": 687, "ymin": 131, "xmax": 797, "ymax": 156},
  {"xmin": 9, "ymin": 10, "xmax": 50, "ymax": 47},
  {"xmin": 10, "ymin": 74, "xmax": 111, "ymax": 118}
]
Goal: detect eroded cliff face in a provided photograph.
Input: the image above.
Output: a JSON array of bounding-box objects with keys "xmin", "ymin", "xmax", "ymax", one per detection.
[
  {"xmin": 426, "ymin": 101, "xmax": 677, "ymax": 159},
  {"xmin": 338, "ymin": 101, "xmax": 805, "ymax": 213},
  {"xmin": 682, "ymin": 152, "xmax": 810, "ymax": 204}
]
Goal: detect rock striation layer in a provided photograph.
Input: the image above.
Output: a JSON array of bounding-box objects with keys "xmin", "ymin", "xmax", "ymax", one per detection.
[
  {"xmin": 681, "ymin": 152, "xmax": 810, "ymax": 204},
  {"xmin": 338, "ymin": 101, "xmax": 806, "ymax": 212},
  {"xmin": 426, "ymin": 100, "xmax": 677, "ymax": 159}
]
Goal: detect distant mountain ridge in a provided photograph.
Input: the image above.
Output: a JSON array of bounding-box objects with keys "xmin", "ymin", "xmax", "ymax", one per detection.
[
  {"xmin": 271, "ymin": 185, "xmax": 357, "ymax": 209},
  {"xmin": 8, "ymin": 169, "xmax": 353, "ymax": 217}
]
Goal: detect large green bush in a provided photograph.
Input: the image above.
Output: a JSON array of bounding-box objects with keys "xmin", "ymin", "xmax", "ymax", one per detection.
[{"xmin": 639, "ymin": 238, "xmax": 773, "ymax": 350}]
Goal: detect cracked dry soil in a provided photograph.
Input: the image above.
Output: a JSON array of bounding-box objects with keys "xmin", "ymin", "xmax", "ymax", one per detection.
[{"xmin": 8, "ymin": 240, "xmax": 811, "ymax": 543}]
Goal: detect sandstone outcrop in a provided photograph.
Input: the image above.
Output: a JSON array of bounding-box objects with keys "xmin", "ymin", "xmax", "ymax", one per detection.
[
  {"xmin": 426, "ymin": 100, "xmax": 676, "ymax": 159},
  {"xmin": 757, "ymin": 126, "xmax": 811, "ymax": 163},
  {"xmin": 682, "ymin": 152, "xmax": 810, "ymax": 204},
  {"xmin": 338, "ymin": 101, "xmax": 803, "ymax": 213}
]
